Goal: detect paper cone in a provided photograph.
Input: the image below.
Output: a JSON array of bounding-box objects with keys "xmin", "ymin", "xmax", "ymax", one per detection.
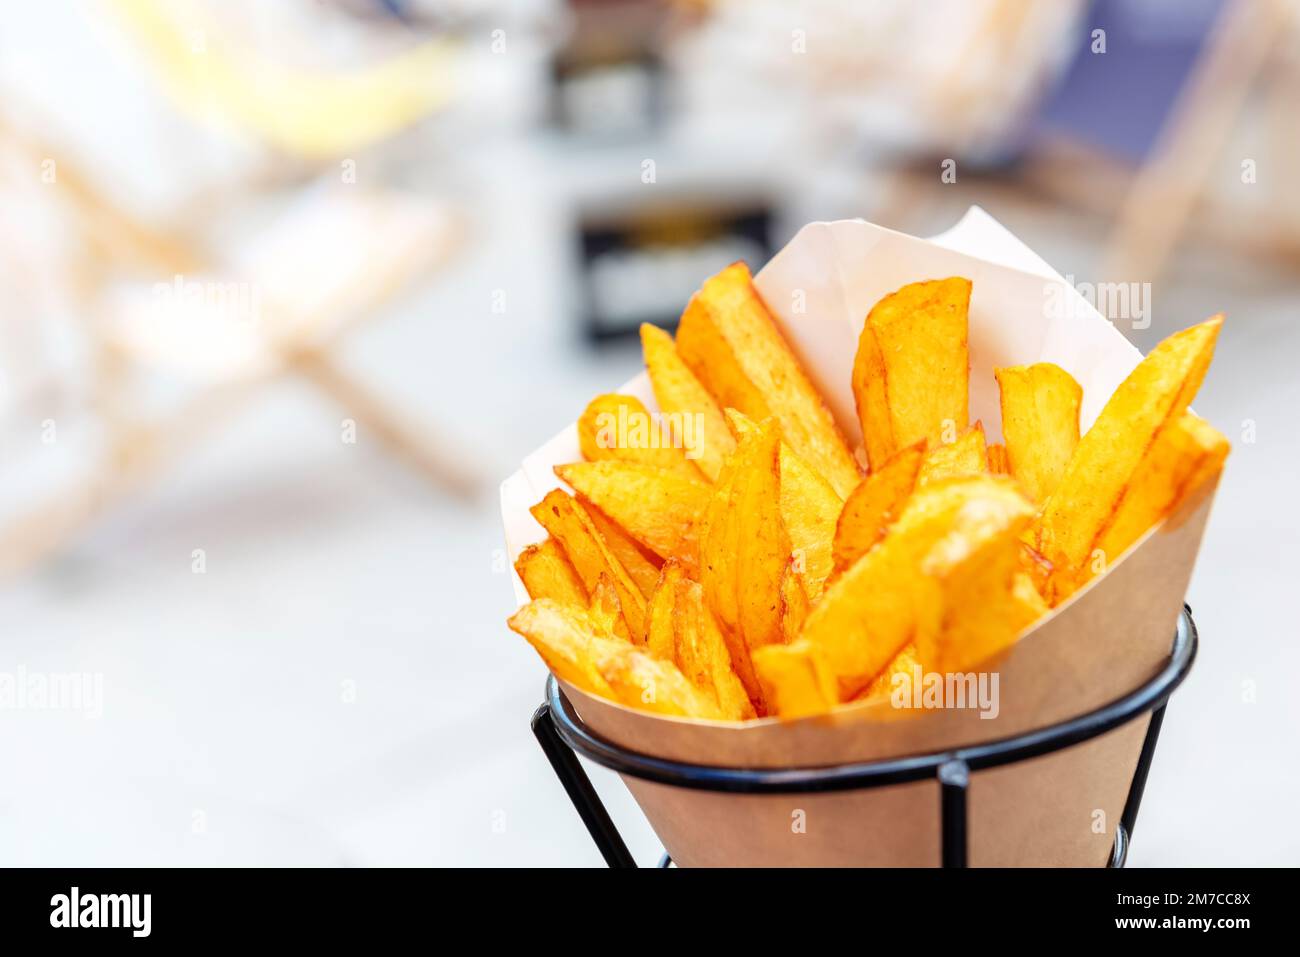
[{"xmin": 501, "ymin": 208, "xmax": 1221, "ymax": 866}]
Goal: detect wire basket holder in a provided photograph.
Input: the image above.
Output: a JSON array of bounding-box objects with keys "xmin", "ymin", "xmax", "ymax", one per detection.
[{"xmin": 532, "ymin": 606, "xmax": 1198, "ymax": 868}]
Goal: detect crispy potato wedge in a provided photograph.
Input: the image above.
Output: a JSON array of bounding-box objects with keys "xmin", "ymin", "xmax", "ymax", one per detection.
[
  {"xmin": 753, "ymin": 641, "xmax": 837, "ymax": 719},
  {"xmin": 671, "ymin": 577, "xmax": 756, "ymax": 721},
  {"xmin": 1094, "ymin": 412, "xmax": 1229, "ymax": 571},
  {"xmin": 507, "ymin": 599, "xmax": 617, "ymax": 698},
  {"xmin": 860, "ymin": 643, "xmax": 920, "ymax": 701},
  {"xmin": 676, "ymin": 262, "xmax": 859, "ymax": 497},
  {"xmin": 511, "ymin": 598, "xmax": 722, "ymax": 718},
  {"xmin": 587, "ymin": 506, "xmax": 663, "ymax": 599},
  {"xmin": 780, "ymin": 564, "xmax": 810, "ymax": 644},
  {"xmin": 728, "ymin": 409, "xmax": 842, "ymax": 597},
  {"xmin": 645, "ymin": 560, "xmax": 685, "ymax": 663},
  {"xmin": 987, "ymin": 442, "xmax": 1009, "ymax": 475},
  {"xmin": 529, "ymin": 489, "xmax": 647, "ymax": 641},
  {"xmin": 995, "ymin": 362, "xmax": 1082, "ymax": 502},
  {"xmin": 555, "ymin": 461, "xmax": 712, "ymax": 569},
  {"xmin": 593, "ymin": 639, "xmax": 725, "ymax": 719},
  {"xmin": 514, "ymin": 538, "xmax": 588, "ymax": 607},
  {"xmin": 918, "ymin": 422, "xmax": 987, "ymax": 486},
  {"xmin": 578, "ymin": 393, "xmax": 701, "ymax": 479},
  {"xmin": 758, "ymin": 476, "xmax": 1033, "ymax": 714},
  {"xmin": 1011, "ymin": 570, "xmax": 1050, "ymax": 626},
  {"xmin": 922, "ymin": 531, "xmax": 1035, "ymax": 674},
  {"xmin": 587, "ymin": 574, "xmax": 625, "ymax": 637},
  {"xmin": 1034, "ymin": 316, "xmax": 1223, "ymax": 599},
  {"xmin": 853, "ymin": 277, "xmax": 971, "ymax": 471},
  {"xmin": 1018, "ymin": 538, "xmax": 1054, "ymax": 600},
  {"xmin": 760, "ymin": 537, "xmax": 941, "ymax": 713},
  {"xmin": 831, "ymin": 442, "xmax": 925, "ymax": 575},
  {"xmin": 640, "ymin": 323, "xmax": 735, "ymax": 481},
  {"xmin": 699, "ymin": 420, "xmax": 790, "ymax": 714}
]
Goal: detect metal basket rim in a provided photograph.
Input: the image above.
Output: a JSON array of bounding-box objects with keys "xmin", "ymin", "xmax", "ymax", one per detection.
[{"xmin": 543, "ymin": 606, "xmax": 1197, "ymax": 794}]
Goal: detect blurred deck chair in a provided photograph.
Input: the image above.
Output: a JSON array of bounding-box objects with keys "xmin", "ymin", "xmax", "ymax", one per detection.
[
  {"xmin": 0, "ymin": 0, "xmax": 477, "ymax": 577},
  {"xmin": 1092, "ymin": 0, "xmax": 1298, "ymax": 287},
  {"xmin": 1015, "ymin": 0, "xmax": 1298, "ymax": 292}
]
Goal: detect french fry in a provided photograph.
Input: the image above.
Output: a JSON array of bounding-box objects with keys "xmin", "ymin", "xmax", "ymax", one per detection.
[
  {"xmin": 529, "ymin": 489, "xmax": 647, "ymax": 642},
  {"xmin": 676, "ymin": 262, "xmax": 860, "ymax": 497},
  {"xmin": 831, "ymin": 442, "xmax": 925, "ymax": 575},
  {"xmin": 922, "ymin": 530, "xmax": 1035, "ymax": 675},
  {"xmin": 555, "ymin": 461, "xmax": 712, "ymax": 569},
  {"xmin": 757, "ymin": 476, "xmax": 1033, "ymax": 714},
  {"xmin": 995, "ymin": 362, "xmax": 1082, "ymax": 502},
  {"xmin": 514, "ymin": 538, "xmax": 587, "ymax": 607},
  {"xmin": 853, "ymin": 277, "xmax": 971, "ymax": 471},
  {"xmin": 860, "ymin": 643, "xmax": 920, "ymax": 701},
  {"xmin": 510, "ymin": 598, "xmax": 722, "ymax": 718},
  {"xmin": 753, "ymin": 641, "xmax": 837, "ymax": 719},
  {"xmin": 1018, "ymin": 538, "xmax": 1054, "ymax": 600},
  {"xmin": 587, "ymin": 506, "xmax": 663, "ymax": 599},
  {"xmin": 507, "ymin": 599, "xmax": 617, "ymax": 698},
  {"xmin": 987, "ymin": 442, "xmax": 1009, "ymax": 475},
  {"xmin": 1034, "ymin": 316, "xmax": 1223, "ymax": 600},
  {"xmin": 1094, "ymin": 412, "xmax": 1229, "ymax": 571},
  {"xmin": 780, "ymin": 564, "xmax": 810, "ymax": 644},
  {"xmin": 671, "ymin": 576, "xmax": 755, "ymax": 721},
  {"xmin": 770, "ymin": 538, "xmax": 940, "ymax": 709},
  {"xmin": 645, "ymin": 560, "xmax": 685, "ymax": 662},
  {"xmin": 699, "ymin": 419, "xmax": 790, "ymax": 714},
  {"xmin": 728, "ymin": 409, "xmax": 841, "ymax": 597},
  {"xmin": 640, "ymin": 323, "xmax": 735, "ymax": 481},
  {"xmin": 917, "ymin": 422, "xmax": 988, "ymax": 486},
  {"xmin": 592, "ymin": 640, "xmax": 725, "ymax": 719},
  {"xmin": 579, "ymin": 393, "xmax": 702, "ymax": 479},
  {"xmin": 587, "ymin": 574, "xmax": 625, "ymax": 637}
]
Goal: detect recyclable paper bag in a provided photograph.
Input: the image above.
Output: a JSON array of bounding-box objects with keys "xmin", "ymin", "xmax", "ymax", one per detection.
[{"xmin": 500, "ymin": 207, "xmax": 1220, "ymax": 866}]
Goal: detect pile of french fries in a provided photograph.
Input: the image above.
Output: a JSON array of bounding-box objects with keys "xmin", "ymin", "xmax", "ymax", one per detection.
[{"xmin": 509, "ymin": 262, "xmax": 1228, "ymax": 721}]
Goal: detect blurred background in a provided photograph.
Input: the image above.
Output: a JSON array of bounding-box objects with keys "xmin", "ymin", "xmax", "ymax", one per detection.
[{"xmin": 1, "ymin": 0, "xmax": 1297, "ymax": 866}]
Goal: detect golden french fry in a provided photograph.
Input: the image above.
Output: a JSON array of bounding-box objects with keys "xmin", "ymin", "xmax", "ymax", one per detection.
[
  {"xmin": 592, "ymin": 640, "xmax": 725, "ymax": 719},
  {"xmin": 672, "ymin": 576, "xmax": 755, "ymax": 721},
  {"xmin": 995, "ymin": 362, "xmax": 1082, "ymax": 503},
  {"xmin": 514, "ymin": 538, "xmax": 587, "ymax": 607},
  {"xmin": 728, "ymin": 409, "xmax": 841, "ymax": 597},
  {"xmin": 923, "ymin": 531, "xmax": 1032, "ymax": 674},
  {"xmin": 831, "ymin": 442, "xmax": 925, "ymax": 575},
  {"xmin": 578, "ymin": 392, "xmax": 701, "ymax": 479},
  {"xmin": 987, "ymin": 442, "xmax": 1009, "ymax": 475},
  {"xmin": 1094, "ymin": 412, "xmax": 1229, "ymax": 570},
  {"xmin": 587, "ymin": 506, "xmax": 662, "ymax": 599},
  {"xmin": 587, "ymin": 574, "xmax": 625, "ymax": 637},
  {"xmin": 753, "ymin": 641, "xmax": 837, "ymax": 719},
  {"xmin": 780, "ymin": 564, "xmax": 810, "ymax": 644},
  {"xmin": 1034, "ymin": 316, "xmax": 1223, "ymax": 599},
  {"xmin": 529, "ymin": 489, "xmax": 647, "ymax": 641},
  {"xmin": 511, "ymin": 598, "xmax": 721, "ymax": 718},
  {"xmin": 860, "ymin": 643, "xmax": 920, "ymax": 701},
  {"xmin": 777, "ymin": 539, "xmax": 940, "ymax": 708},
  {"xmin": 759, "ymin": 476, "xmax": 1033, "ymax": 714},
  {"xmin": 555, "ymin": 461, "xmax": 711, "ymax": 569},
  {"xmin": 700, "ymin": 419, "xmax": 790, "ymax": 714},
  {"xmin": 917, "ymin": 422, "xmax": 988, "ymax": 486},
  {"xmin": 1011, "ymin": 570, "xmax": 1050, "ymax": 626},
  {"xmin": 1018, "ymin": 538, "xmax": 1054, "ymax": 600},
  {"xmin": 645, "ymin": 560, "xmax": 685, "ymax": 663},
  {"xmin": 853, "ymin": 277, "xmax": 971, "ymax": 471},
  {"xmin": 676, "ymin": 262, "xmax": 859, "ymax": 497},
  {"xmin": 640, "ymin": 323, "xmax": 735, "ymax": 481},
  {"xmin": 507, "ymin": 599, "xmax": 617, "ymax": 698}
]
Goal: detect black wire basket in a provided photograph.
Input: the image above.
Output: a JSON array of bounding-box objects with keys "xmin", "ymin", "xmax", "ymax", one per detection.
[{"xmin": 531, "ymin": 605, "xmax": 1198, "ymax": 867}]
